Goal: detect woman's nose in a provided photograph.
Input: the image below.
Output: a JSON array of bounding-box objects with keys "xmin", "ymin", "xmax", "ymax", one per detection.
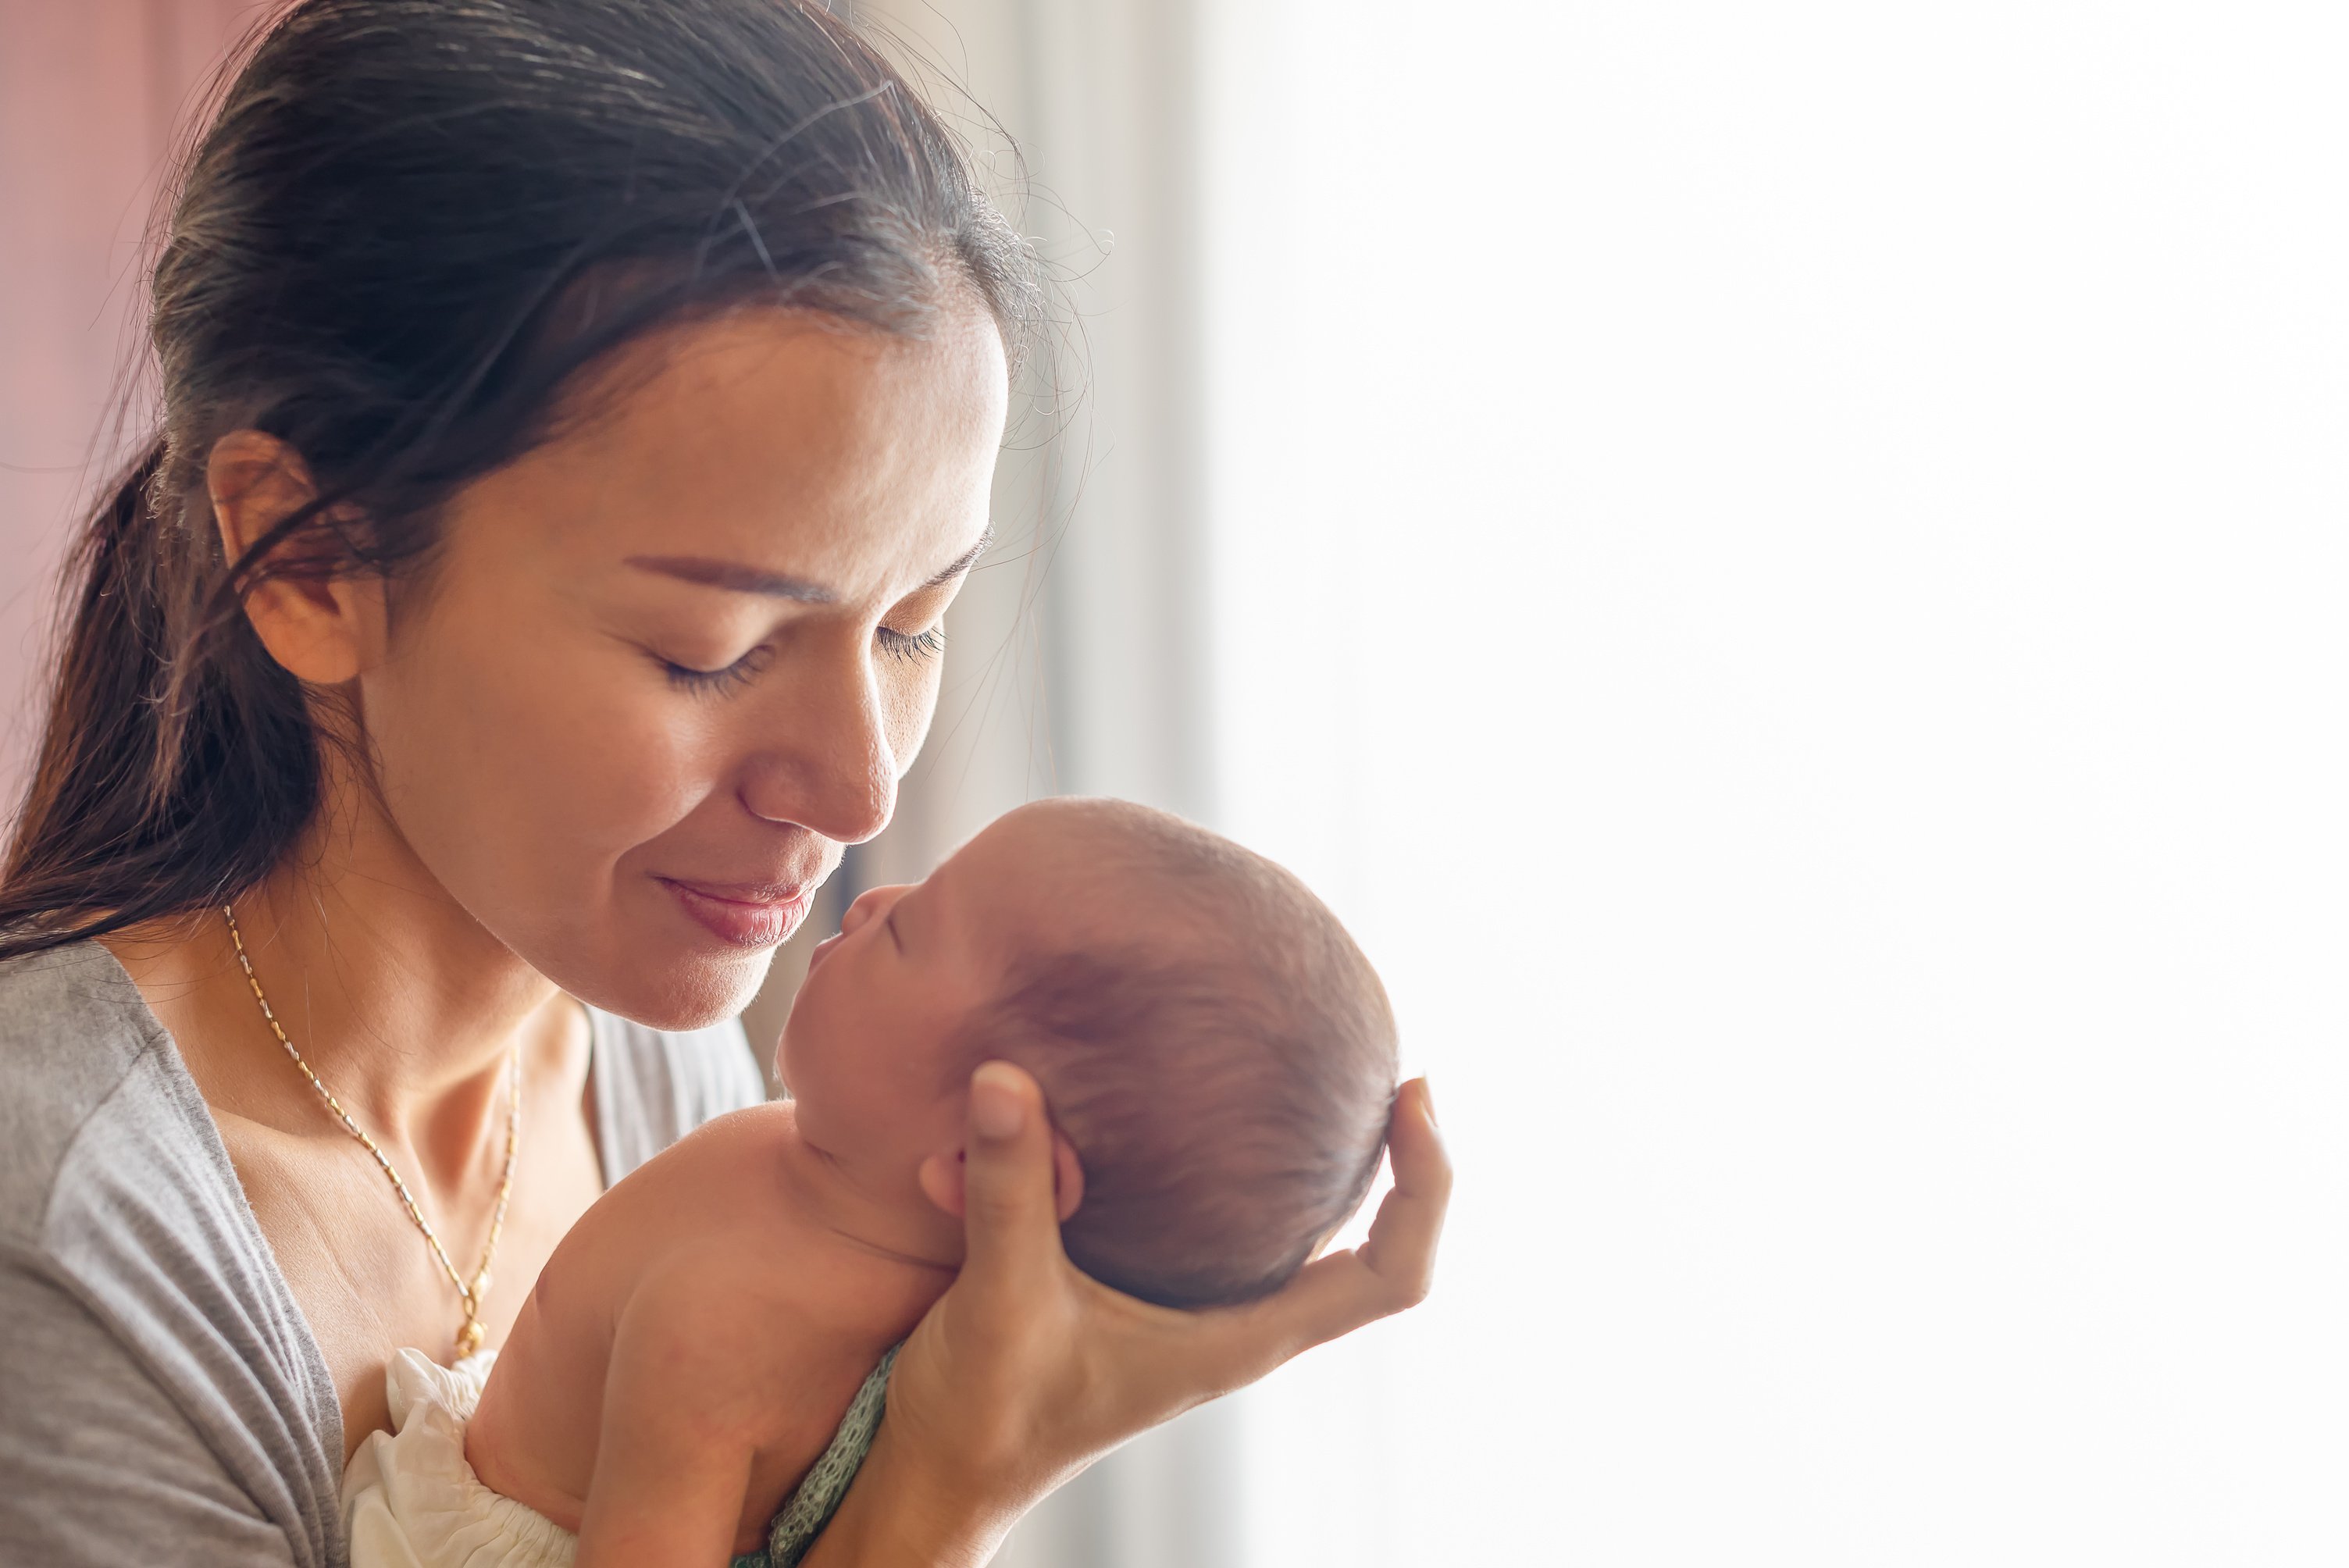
[{"xmin": 736, "ymin": 641, "xmax": 899, "ymax": 843}]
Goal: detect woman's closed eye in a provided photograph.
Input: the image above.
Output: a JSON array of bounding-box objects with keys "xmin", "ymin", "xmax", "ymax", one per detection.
[
  {"xmin": 658, "ymin": 621, "xmax": 946, "ymax": 695},
  {"xmin": 659, "ymin": 643, "xmax": 774, "ymax": 695}
]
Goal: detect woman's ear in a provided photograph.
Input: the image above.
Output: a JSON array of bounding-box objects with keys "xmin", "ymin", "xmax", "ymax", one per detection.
[{"xmin": 206, "ymin": 429, "xmax": 375, "ymax": 685}]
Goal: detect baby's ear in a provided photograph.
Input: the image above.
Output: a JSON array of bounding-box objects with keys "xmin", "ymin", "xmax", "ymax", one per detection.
[
  {"xmin": 918, "ymin": 1148, "xmax": 968, "ymax": 1218},
  {"xmin": 921, "ymin": 1136, "xmax": 1084, "ymax": 1223},
  {"xmin": 1050, "ymin": 1133, "xmax": 1085, "ymax": 1223}
]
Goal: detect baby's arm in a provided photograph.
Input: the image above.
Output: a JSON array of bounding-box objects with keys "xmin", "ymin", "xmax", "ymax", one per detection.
[{"xmin": 573, "ymin": 1266, "xmax": 777, "ymax": 1568}]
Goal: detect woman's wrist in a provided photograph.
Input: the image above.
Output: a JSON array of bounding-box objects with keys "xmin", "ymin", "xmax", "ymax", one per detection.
[{"xmin": 797, "ymin": 1423, "xmax": 1017, "ymax": 1568}]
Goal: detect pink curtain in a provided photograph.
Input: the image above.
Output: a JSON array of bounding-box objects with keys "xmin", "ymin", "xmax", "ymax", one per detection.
[{"xmin": 0, "ymin": 0, "xmax": 262, "ymax": 814}]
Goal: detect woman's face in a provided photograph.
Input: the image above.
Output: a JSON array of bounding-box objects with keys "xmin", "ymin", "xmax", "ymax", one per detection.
[{"xmin": 357, "ymin": 305, "xmax": 1008, "ymax": 1028}]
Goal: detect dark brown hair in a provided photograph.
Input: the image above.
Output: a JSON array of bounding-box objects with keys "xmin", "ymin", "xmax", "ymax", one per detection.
[
  {"xmin": 1, "ymin": 0, "xmax": 1041, "ymax": 960},
  {"xmin": 951, "ymin": 800, "xmax": 1399, "ymax": 1309}
]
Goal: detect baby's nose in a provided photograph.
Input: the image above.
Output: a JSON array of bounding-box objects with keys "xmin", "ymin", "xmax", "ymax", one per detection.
[{"xmin": 839, "ymin": 882, "xmax": 906, "ymax": 935}]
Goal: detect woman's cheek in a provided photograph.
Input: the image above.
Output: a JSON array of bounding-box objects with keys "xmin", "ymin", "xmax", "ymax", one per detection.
[
  {"xmin": 880, "ymin": 654, "xmax": 945, "ymax": 775},
  {"xmin": 572, "ymin": 683, "xmax": 736, "ymax": 848}
]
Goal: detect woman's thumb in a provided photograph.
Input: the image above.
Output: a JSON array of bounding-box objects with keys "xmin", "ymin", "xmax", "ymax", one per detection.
[{"xmin": 959, "ymin": 1060, "xmax": 1064, "ymax": 1282}]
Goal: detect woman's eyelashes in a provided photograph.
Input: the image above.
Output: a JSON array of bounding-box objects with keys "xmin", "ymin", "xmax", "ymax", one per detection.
[
  {"xmin": 660, "ymin": 643, "xmax": 773, "ymax": 695},
  {"xmin": 878, "ymin": 624, "xmax": 946, "ymax": 665},
  {"xmin": 658, "ymin": 623, "xmax": 945, "ymax": 695}
]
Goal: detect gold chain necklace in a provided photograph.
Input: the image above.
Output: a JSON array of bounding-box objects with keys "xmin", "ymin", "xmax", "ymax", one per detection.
[{"xmin": 223, "ymin": 904, "xmax": 521, "ymax": 1360}]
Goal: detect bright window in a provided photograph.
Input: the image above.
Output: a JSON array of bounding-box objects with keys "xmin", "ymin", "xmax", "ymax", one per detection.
[{"xmin": 1202, "ymin": 4, "xmax": 2349, "ymax": 1563}]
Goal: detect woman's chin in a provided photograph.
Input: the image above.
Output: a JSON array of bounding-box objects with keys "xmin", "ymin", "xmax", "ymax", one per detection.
[
  {"xmin": 533, "ymin": 927, "xmax": 778, "ymax": 1034},
  {"xmin": 640, "ymin": 948, "xmax": 775, "ymax": 1032}
]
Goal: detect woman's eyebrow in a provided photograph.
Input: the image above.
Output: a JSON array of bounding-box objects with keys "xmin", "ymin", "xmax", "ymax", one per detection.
[
  {"xmin": 624, "ymin": 554, "xmax": 836, "ymax": 601},
  {"xmin": 623, "ymin": 526, "xmax": 991, "ymax": 600},
  {"xmin": 925, "ymin": 523, "xmax": 996, "ymax": 587}
]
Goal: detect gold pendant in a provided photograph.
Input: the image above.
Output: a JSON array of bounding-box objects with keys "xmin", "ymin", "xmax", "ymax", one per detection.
[{"xmin": 456, "ymin": 1317, "xmax": 486, "ymax": 1358}]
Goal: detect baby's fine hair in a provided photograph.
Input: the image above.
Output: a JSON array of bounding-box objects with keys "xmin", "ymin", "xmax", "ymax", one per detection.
[{"xmin": 950, "ymin": 799, "xmax": 1399, "ymax": 1309}]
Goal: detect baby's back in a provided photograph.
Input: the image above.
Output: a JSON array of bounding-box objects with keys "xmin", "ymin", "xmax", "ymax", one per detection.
[{"xmin": 465, "ymin": 1102, "xmax": 941, "ymax": 1555}]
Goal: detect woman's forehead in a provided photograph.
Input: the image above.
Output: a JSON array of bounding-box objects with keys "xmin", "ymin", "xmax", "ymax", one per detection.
[{"xmin": 452, "ymin": 308, "xmax": 1007, "ymax": 598}]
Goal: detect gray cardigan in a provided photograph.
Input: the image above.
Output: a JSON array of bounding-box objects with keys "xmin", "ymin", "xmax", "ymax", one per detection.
[{"xmin": 0, "ymin": 939, "xmax": 766, "ymax": 1567}]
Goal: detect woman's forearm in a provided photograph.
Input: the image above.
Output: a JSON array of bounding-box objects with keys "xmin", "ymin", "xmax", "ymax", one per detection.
[{"xmin": 797, "ymin": 1427, "xmax": 1015, "ymax": 1568}]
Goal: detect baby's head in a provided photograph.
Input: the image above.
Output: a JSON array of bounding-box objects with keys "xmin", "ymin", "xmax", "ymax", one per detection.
[{"xmin": 779, "ymin": 797, "xmax": 1397, "ymax": 1307}]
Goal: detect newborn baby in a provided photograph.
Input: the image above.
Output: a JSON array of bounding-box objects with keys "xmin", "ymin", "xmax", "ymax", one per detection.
[{"xmin": 341, "ymin": 796, "xmax": 1398, "ymax": 1567}]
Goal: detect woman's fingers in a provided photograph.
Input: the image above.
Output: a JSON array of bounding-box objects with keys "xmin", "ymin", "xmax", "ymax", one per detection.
[
  {"xmin": 1353, "ymin": 1077, "xmax": 1450, "ymax": 1299},
  {"xmin": 1193, "ymin": 1077, "xmax": 1454, "ymax": 1381},
  {"xmin": 956, "ymin": 1060, "xmax": 1071, "ymax": 1305},
  {"xmin": 875, "ymin": 1068, "xmax": 1453, "ymax": 1530}
]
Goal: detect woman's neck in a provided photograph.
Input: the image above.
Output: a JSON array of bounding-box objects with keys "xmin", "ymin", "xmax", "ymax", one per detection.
[{"xmin": 100, "ymin": 771, "xmax": 569, "ymax": 1191}]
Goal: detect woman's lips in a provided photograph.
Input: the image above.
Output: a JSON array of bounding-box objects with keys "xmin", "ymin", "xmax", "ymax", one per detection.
[{"xmin": 661, "ymin": 878, "xmax": 814, "ymax": 950}]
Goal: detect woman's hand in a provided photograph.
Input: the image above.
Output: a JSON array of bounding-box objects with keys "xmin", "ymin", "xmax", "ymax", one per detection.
[{"xmin": 804, "ymin": 1060, "xmax": 1450, "ymax": 1567}]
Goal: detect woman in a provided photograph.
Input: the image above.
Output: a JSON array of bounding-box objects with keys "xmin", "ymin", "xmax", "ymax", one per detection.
[{"xmin": 0, "ymin": 2, "xmax": 1449, "ymax": 1563}]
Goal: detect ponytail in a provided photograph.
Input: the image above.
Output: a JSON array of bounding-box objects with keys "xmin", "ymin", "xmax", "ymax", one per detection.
[{"xmin": 0, "ymin": 438, "xmax": 320, "ymax": 960}]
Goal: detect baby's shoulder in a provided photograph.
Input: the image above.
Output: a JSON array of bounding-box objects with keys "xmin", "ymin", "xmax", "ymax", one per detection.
[
  {"xmin": 529, "ymin": 1101, "xmax": 791, "ymax": 1311},
  {"xmin": 647, "ymin": 1094, "xmax": 799, "ymax": 1165},
  {"xmin": 595, "ymin": 1099, "xmax": 795, "ymax": 1221},
  {"xmin": 601, "ymin": 1105, "xmax": 845, "ymax": 1290}
]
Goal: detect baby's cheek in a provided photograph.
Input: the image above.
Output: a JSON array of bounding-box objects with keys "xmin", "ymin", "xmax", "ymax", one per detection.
[{"xmin": 780, "ymin": 996, "xmax": 860, "ymax": 1118}]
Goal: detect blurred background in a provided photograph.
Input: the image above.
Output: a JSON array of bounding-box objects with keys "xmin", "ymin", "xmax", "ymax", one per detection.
[{"xmin": 7, "ymin": 1, "xmax": 2349, "ymax": 1563}]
